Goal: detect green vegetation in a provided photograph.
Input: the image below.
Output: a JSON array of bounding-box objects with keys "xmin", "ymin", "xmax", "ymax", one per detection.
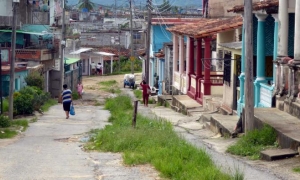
[
  {"xmin": 133, "ymin": 89, "xmax": 142, "ymax": 99},
  {"xmin": 99, "ymin": 80, "xmax": 121, "ymax": 94},
  {"xmin": 0, "ymin": 115, "xmax": 29, "ymax": 139},
  {"xmin": 14, "ymin": 86, "xmax": 50, "ymax": 115},
  {"xmin": 293, "ymin": 167, "xmax": 300, "ymax": 173},
  {"xmin": 25, "ymin": 72, "xmax": 44, "ymax": 90},
  {"xmin": 2, "ymin": 98, "xmax": 9, "ymax": 112},
  {"xmin": 72, "ymin": 92, "xmax": 80, "ymax": 100},
  {"xmin": 227, "ymin": 125, "xmax": 277, "ymax": 160},
  {"xmin": 41, "ymin": 99, "xmax": 58, "ymax": 112},
  {"xmin": 85, "ymin": 95, "xmax": 234, "ymax": 180}
]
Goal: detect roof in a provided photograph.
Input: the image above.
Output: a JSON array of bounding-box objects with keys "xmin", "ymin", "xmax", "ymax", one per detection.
[
  {"xmin": 0, "ymin": 29, "xmax": 46, "ymax": 36},
  {"xmin": 168, "ymin": 16, "xmax": 243, "ymax": 38},
  {"xmin": 93, "ymin": 52, "xmax": 115, "ymax": 56},
  {"xmin": 227, "ymin": 0, "xmax": 279, "ymax": 13},
  {"xmin": 64, "ymin": 57, "xmax": 80, "ymax": 65},
  {"xmin": 219, "ymin": 42, "xmax": 242, "ymax": 49},
  {"xmin": 151, "ymin": 18, "xmax": 200, "ymax": 25},
  {"xmin": 69, "ymin": 48, "xmax": 93, "ymax": 55}
]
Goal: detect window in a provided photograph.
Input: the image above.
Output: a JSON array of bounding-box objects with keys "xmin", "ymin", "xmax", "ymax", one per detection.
[{"xmin": 133, "ymin": 33, "xmax": 141, "ymax": 39}]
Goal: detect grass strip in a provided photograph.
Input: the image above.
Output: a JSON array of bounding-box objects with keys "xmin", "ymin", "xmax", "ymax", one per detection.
[
  {"xmin": 226, "ymin": 125, "xmax": 277, "ymax": 160},
  {"xmin": 41, "ymin": 99, "xmax": 58, "ymax": 112},
  {"xmin": 99, "ymin": 80, "xmax": 121, "ymax": 94},
  {"xmin": 85, "ymin": 95, "xmax": 234, "ymax": 180}
]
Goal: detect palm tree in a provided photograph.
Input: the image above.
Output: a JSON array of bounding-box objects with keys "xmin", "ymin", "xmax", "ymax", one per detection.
[{"xmin": 78, "ymin": 0, "xmax": 95, "ymax": 12}]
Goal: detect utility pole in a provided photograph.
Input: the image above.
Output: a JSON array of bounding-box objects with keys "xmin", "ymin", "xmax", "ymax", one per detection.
[
  {"xmin": 9, "ymin": 1, "xmax": 19, "ymax": 120},
  {"xmin": 244, "ymin": 0, "xmax": 254, "ymax": 132},
  {"xmin": 0, "ymin": 47, "xmax": 2, "ymax": 115},
  {"xmin": 118, "ymin": 24, "xmax": 121, "ymax": 72},
  {"xmin": 60, "ymin": 0, "xmax": 66, "ymax": 93},
  {"xmin": 130, "ymin": 0, "xmax": 134, "ymax": 74},
  {"xmin": 145, "ymin": 0, "xmax": 152, "ymax": 83}
]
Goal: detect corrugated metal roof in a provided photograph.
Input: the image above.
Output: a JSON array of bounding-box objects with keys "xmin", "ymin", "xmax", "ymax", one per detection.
[
  {"xmin": 227, "ymin": 0, "xmax": 278, "ymax": 13},
  {"xmin": 219, "ymin": 42, "xmax": 242, "ymax": 49}
]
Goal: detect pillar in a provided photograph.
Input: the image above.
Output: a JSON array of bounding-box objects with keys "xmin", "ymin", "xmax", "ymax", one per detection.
[
  {"xmin": 196, "ymin": 38, "xmax": 203, "ymax": 98},
  {"xmin": 172, "ymin": 33, "xmax": 178, "ymax": 85},
  {"xmin": 203, "ymin": 37, "xmax": 211, "ymax": 95},
  {"xmin": 179, "ymin": 35, "xmax": 184, "ymax": 74},
  {"xmin": 188, "ymin": 37, "xmax": 195, "ymax": 91},
  {"xmin": 254, "ymin": 13, "xmax": 268, "ymax": 107},
  {"xmin": 238, "ymin": 15, "xmax": 245, "ymax": 115},
  {"xmin": 277, "ymin": 0, "xmax": 289, "ymax": 96},
  {"xmin": 272, "ymin": 14, "xmax": 279, "ymax": 85}
]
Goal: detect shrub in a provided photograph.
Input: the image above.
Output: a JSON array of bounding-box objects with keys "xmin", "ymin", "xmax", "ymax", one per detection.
[
  {"xmin": 2, "ymin": 98, "xmax": 9, "ymax": 112},
  {"xmin": 0, "ymin": 115, "xmax": 10, "ymax": 128},
  {"xmin": 25, "ymin": 72, "xmax": 44, "ymax": 90},
  {"xmin": 14, "ymin": 86, "xmax": 50, "ymax": 115}
]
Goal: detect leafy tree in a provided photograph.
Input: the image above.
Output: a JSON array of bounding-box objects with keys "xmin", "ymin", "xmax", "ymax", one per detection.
[
  {"xmin": 78, "ymin": 0, "xmax": 95, "ymax": 12},
  {"xmin": 158, "ymin": 0, "xmax": 171, "ymax": 13}
]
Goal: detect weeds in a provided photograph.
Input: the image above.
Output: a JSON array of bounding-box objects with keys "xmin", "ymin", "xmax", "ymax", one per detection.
[
  {"xmin": 99, "ymin": 80, "xmax": 121, "ymax": 94},
  {"xmin": 0, "ymin": 116, "xmax": 29, "ymax": 139},
  {"xmin": 0, "ymin": 129, "xmax": 18, "ymax": 139},
  {"xmin": 226, "ymin": 125, "xmax": 277, "ymax": 160},
  {"xmin": 2, "ymin": 98, "xmax": 9, "ymax": 112},
  {"xmin": 41, "ymin": 99, "xmax": 57, "ymax": 112},
  {"xmin": 85, "ymin": 95, "xmax": 234, "ymax": 179},
  {"xmin": 99, "ymin": 80, "xmax": 118, "ymax": 86},
  {"xmin": 293, "ymin": 167, "xmax": 300, "ymax": 173},
  {"xmin": 72, "ymin": 92, "xmax": 80, "ymax": 100}
]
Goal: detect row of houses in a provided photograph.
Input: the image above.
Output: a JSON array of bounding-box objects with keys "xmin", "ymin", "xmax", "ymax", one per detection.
[{"xmin": 144, "ymin": 0, "xmax": 300, "ymax": 121}]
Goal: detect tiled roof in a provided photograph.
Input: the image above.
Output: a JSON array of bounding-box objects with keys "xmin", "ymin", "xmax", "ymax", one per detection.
[
  {"xmin": 152, "ymin": 18, "xmax": 200, "ymax": 25},
  {"xmin": 167, "ymin": 16, "xmax": 243, "ymax": 38},
  {"xmin": 227, "ymin": 0, "xmax": 278, "ymax": 13}
]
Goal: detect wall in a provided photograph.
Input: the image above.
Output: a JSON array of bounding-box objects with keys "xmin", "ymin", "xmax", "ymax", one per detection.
[
  {"xmin": 208, "ymin": 0, "xmax": 260, "ymax": 18},
  {"xmin": 1, "ymin": 70, "xmax": 28, "ymax": 96},
  {"xmin": 152, "ymin": 25, "xmax": 172, "ymax": 53}
]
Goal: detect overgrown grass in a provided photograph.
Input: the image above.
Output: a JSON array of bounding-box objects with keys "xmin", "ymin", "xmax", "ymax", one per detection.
[
  {"xmin": 99, "ymin": 80, "xmax": 121, "ymax": 94},
  {"xmin": 2, "ymin": 98, "xmax": 9, "ymax": 112},
  {"xmin": 133, "ymin": 89, "xmax": 142, "ymax": 99},
  {"xmin": 226, "ymin": 125, "xmax": 277, "ymax": 160},
  {"xmin": 72, "ymin": 92, "xmax": 80, "ymax": 100},
  {"xmin": 0, "ymin": 118, "xmax": 29, "ymax": 139},
  {"xmin": 0, "ymin": 129, "xmax": 18, "ymax": 139},
  {"xmin": 293, "ymin": 167, "xmax": 300, "ymax": 173},
  {"xmin": 41, "ymin": 99, "xmax": 57, "ymax": 112},
  {"xmin": 85, "ymin": 95, "xmax": 234, "ymax": 180}
]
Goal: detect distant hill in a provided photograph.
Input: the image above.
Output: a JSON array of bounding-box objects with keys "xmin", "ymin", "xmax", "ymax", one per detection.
[{"xmin": 67, "ymin": 0, "xmax": 202, "ymax": 8}]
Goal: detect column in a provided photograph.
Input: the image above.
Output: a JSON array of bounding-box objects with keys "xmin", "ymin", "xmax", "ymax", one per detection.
[
  {"xmin": 186, "ymin": 37, "xmax": 190, "ymax": 92},
  {"xmin": 254, "ymin": 13, "xmax": 268, "ymax": 107},
  {"xmin": 188, "ymin": 37, "xmax": 195, "ymax": 91},
  {"xmin": 290, "ymin": 0, "xmax": 300, "ymax": 100},
  {"xmin": 158, "ymin": 59, "xmax": 163, "ymax": 95},
  {"xmin": 172, "ymin": 33, "xmax": 178, "ymax": 85},
  {"xmin": 179, "ymin": 35, "xmax": 184, "ymax": 74},
  {"xmin": 272, "ymin": 14, "xmax": 279, "ymax": 86},
  {"xmin": 196, "ymin": 38, "xmax": 203, "ymax": 99},
  {"xmin": 278, "ymin": 0, "xmax": 289, "ymax": 57},
  {"xmin": 277, "ymin": 0, "xmax": 289, "ymax": 96},
  {"xmin": 238, "ymin": 18, "xmax": 245, "ymax": 116},
  {"xmin": 203, "ymin": 37, "xmax": 211, "ymax": 95}
]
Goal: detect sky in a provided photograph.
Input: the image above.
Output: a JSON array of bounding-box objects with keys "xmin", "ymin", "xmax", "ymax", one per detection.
[{"xmin": 68, "ymin": 0, "xmax": 202, "ymax": 8}]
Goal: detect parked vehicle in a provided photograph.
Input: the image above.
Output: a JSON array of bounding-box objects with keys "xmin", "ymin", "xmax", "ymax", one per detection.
[{"xmin": 123, "ymin": 74, "xmax": 135, "ymax": 89}]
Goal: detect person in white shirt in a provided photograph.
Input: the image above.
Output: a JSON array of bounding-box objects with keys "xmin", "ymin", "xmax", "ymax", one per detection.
[{"xmin": 96, "ymin": 63, "xmax": 103, "ymax": 75}]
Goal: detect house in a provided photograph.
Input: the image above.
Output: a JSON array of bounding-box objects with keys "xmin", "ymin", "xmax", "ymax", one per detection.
[
  {"xmin": 228, "ymin": 0, "xmax": 281, "ymax": 115},
  {"xmin": 146, "ymin": 18, "xmax": 200, "ymax": 91},
  {"xmin": 1, "ymin": 48, "xmax": 28, "ymax": 96}
]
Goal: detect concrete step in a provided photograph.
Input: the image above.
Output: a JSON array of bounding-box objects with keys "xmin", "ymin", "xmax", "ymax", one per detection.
[
  {"xmin": 187, "ymin": 107, "xmax": 205, "ymax": 116},
  {"xmin": 210, "ymin": 114, "xmax": 239, "ymax": 136},
  {"xmin": 260, "ymin": 149, "xmax": 299, "ymax": 161}
]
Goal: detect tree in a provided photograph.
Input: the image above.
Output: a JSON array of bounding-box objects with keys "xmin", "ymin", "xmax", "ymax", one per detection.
[
  {"xmin": 78, "ymin": 0, "xmax": 95, "ymax": 12},
  {"xmin": 158, "ymin": 0, "xmax": 171, "ymax": 13}
]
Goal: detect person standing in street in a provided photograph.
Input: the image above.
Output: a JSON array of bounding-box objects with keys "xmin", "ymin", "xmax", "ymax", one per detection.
[
  {"xmin": 61, "ymin": 84, "xmax": 72, "ymax": 119},
  {"xmin": 140, "ymin": 80, "xmax": 151, "ymax": 107},
  {"xmin": 77, "ymin": 81, "xmax": 83, "ymax": 99},
  {"xmin": 91, "ymin": 62, "xmax": 96, "ymax": 75}
]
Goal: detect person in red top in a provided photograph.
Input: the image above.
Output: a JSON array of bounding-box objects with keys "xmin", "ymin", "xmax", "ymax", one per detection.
[{"xmin": 140, "ymin": 80, "xmax": 151, "ymax": 107}]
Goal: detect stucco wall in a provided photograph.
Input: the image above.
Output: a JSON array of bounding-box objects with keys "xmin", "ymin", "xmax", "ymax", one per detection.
[{"xmin": 208, "ymin": 0, "xmax": 260, "ymax": 18}]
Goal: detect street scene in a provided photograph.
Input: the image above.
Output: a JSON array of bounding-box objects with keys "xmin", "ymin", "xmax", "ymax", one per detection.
[{"xmin": 1, "ymin": 0, "xmax": 300, "ymax": 179}]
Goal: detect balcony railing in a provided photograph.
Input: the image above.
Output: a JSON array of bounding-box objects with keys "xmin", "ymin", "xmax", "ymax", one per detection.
[{"xmin": 16, "ymin": 49, "xmax": 54, "ymax": 61}]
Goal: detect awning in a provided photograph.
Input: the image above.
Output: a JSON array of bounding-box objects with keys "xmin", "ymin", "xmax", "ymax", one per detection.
[
  {"xmin": 0, "ymin": 29, "xmax": 46, "ymax": 36},
  {"xmin": 93, "ymin": 52, "xmax": 115, "ymax": 56},
  {"xmin": 219, "ymin": 42, "xmax": 242, "ymax": 50},
  {"xmin": 64, "ymin": 57, "xmax": 80, "ymax": 65},
  {"xmin": 69, "ymin": 48, "xmax": 93, "ymax": 55}
]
